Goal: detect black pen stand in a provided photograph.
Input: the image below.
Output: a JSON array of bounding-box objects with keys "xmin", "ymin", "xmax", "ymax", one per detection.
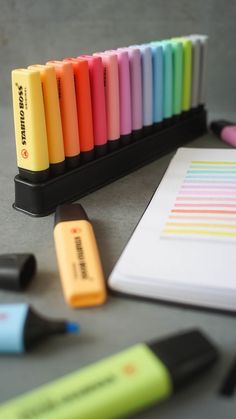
[{"xmin": 13, "ymin": 106, "xmax": 207, "ymax": 217}]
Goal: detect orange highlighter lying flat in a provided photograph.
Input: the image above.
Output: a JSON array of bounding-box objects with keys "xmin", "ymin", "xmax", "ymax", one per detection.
[{"xmin": 54, "ymin": 203, "xmax": 107, "ymax": 308}]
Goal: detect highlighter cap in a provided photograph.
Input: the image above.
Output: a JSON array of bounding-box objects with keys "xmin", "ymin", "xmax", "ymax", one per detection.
[
  {"xmin": 55, "ymin": 203, "xmax": 89, "ymax": 226},
  {"xmin": 0, "ymin": 254, "xmax": 36, "ymax": 291},
  {"xmin": 148, "ymin": 329, "xmax": 218, "ymax": 392},
  {"xmin": 210, "ymin": 120, "xmax": 235, "ymax": 137}
]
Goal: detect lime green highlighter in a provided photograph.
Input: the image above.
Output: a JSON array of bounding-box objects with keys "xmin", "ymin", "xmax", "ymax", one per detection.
[{"xmin": 0, "ymin": 329, "xmax": 218, "ymax": 419}]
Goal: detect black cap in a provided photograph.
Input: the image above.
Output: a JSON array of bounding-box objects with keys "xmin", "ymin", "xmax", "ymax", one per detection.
[
  {"xmin": 148, "ymin": 329, "xmax": 218, "ymax": 392},
  {"xmin": 0, "ymin": 253, "xmax": 37, "ymax": 291},
  {"xmin": 54, "ymin": 203, "xmax": 89, "ymax": 227},
  {"xmin": 210, "ymin": 120, "xmax": 235, "ymax": 138}
]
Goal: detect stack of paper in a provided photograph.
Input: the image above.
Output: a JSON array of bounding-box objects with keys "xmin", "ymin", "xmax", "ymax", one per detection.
[{"xmin": 109, "ymin": 148, "xmax": 236, "ymax": 311}]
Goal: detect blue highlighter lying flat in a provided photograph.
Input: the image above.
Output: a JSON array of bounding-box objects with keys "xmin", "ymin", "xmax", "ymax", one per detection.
[{"xmin": 0, "ymin": 303, "xmax": 80, "ymax": 354}]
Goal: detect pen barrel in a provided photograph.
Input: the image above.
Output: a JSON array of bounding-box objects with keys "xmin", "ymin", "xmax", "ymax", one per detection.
[
  {"xmin": 12, "ymin": 69, "xmax": 50, "ymax": 182},
  {"xmin": 54, "ymin": 218, "xmax": 106, "ymax": 308}
]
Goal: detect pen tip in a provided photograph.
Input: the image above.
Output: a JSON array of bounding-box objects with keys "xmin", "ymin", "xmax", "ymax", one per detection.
[{"xmin": 66, "ymin": 322, "xmax": 80, "ymax": 334}]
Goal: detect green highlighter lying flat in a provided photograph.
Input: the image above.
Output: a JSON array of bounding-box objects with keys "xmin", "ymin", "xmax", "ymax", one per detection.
[{"xmin": 0, "ymin": 329, "xmax": 218, "ymax": 419}]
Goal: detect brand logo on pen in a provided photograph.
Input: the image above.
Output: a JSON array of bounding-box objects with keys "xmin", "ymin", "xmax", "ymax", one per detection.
[
  {"xmin": 71, "ymin": 227, "xmax": 81, "ymax": 234},
  {"xmin": 16, "ymin": 83, "xmax": 26, "ymax": 146},
  {"xmin": 74, "ymin": 236, "xmax": 89, "ymax": 280},
  {"xmin": 21, "ymin": 149, "xmax": 29, "ymax": 159},
  {"xmin": 122, "ymin": 363, "xmax": 137, "ymax": 376}
]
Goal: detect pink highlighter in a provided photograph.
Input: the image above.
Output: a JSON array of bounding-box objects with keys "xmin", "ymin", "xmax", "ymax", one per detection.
[
  {"xmin": 79, "ymin": 55, "xmax": 107, "ymax": 156},
  {"xmin": 210, "ymin": 120, "xmax": 236, "ymax": 148},
  {"xmin": 93, "ymin": 51, "xmax": 120, "ymax": 150}
]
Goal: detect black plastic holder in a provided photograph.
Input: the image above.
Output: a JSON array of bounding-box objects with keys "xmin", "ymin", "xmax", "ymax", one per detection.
[{"xmin": 13, "ymin": 107, "xmax": 207, "ymax": 217}]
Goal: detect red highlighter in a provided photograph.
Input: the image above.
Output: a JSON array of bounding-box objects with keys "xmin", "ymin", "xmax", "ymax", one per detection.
[
  {"xmin": 80, "ymin": 55, "xmax": 107, "ymax": 156},
  {"xmin": 64, "ymin": 58, "xmax": 94, "ymax": 162},
  {"xmin": 46, "ymin": 60, "xmax": 80, "ymax": 169}
]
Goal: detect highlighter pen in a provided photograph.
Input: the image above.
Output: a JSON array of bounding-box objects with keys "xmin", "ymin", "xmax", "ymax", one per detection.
[
  {"xmin": 161, "ymin": 41, "xmax": 173, "ymax": 120},
  {"xmin": 173, "ymin": 37, "xmax": 192, "ymax": 112},
  {"xmin": 171, "ymin": 40, "xmax": 183, "ymax": 116},
  {"xmin": 94, "ymin": 52, "xmax": 120, "ymax": 150},
  {"xmin": 137, "ymin": 44, "xmax": 153, "ymax": 132},
  {"xmin": 80, "ymin": 55, "xmax": 107, "ymax": 156},
  {"xmin": 127, "ymin": 46, "xmax": 143, "ymax": 139},
  {"xmin": 54, "ymin": 203, "xmax": 107, "ymax": 308},
  {"xmin": 0, "ymin": 304, "xmax": 79, "ymax": 353},
  {"xmin": 0, "ymin": 329, "xmax": 218, "ymax": 418},
  {"xmin": 191, "ymin": 34, "xmax": 208, "ymax": 106},
  {"xmin": 46, "ymin": 61, "xmax": 80, "ymax": 169},
  {"xmin": 63, "ymin": 58, "xmax": 94, "ymax": 162},
  {"xmin": 210, "ymin": 120, "xmax": 236, "ymax": 147},
  {"xmin": 150, "ymin": 42, "xmax": 164, "ymax": 125},
  {"xmin": 12, "ymin": 68, "xmax": 49, "ymax": 182},
  {"xmin": 186, "ymin": 36, "xmax": 201, "ymax": 109},
  {"xmin": 28, "ymin": 65, "xmax": 65, "ymax": 175},
  {"xmin": 113, "ymin": 49, "xmax": 132, "ymax": 145}
]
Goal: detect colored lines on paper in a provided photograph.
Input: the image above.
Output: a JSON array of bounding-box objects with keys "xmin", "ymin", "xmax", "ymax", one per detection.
[{"xmin": 162, "ymin": 160, "xmax": 236, "ymax": 241}]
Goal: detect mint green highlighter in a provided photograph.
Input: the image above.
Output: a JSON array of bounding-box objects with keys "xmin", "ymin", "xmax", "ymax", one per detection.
[{"xmin": 0, "ymin": 330, "xmax": 218, "ymax": 419}]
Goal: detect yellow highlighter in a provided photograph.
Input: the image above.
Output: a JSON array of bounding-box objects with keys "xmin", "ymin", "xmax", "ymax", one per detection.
[
  {"xmin": 12, "ymin": 68, "xmax": 49, "ymax": 182},
  {"xmin": 54, "ymin": 204, "xmax": 107, "ymax": 308},
  {"xmin": 28, "ymin": 65, "xmax": 65, "ymax": 175}
]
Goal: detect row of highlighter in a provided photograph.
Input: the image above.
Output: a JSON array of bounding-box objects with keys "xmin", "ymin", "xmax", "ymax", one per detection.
[{"xmin": 12, "ymin": 34, "xmax": 208, "ymax": 183}]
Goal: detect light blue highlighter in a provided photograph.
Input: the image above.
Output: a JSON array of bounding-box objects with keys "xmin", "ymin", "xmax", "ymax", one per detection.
[
  {"xmin": 132, "ymin": 44, "xmax": 153, "ymax": 128},
  {"xmin": 160, "ymin": 40, "xmax": 173, "ymax": 119},
  {"xmin": 150, "ymin": 42, "xmax": 164, "ymax": 124}
]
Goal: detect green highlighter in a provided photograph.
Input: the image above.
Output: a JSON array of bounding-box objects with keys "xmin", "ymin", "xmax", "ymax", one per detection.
[
  {"xmin": 0, "ymin": 329, "xmax": 218, "ymax": 419},
  {"xmin": 173, "ymin": 37, "xmax": 192, "ymax": 111},
  {"xmin": 171, "ymin": 40, "xmax": 183, "ymax": 115}
]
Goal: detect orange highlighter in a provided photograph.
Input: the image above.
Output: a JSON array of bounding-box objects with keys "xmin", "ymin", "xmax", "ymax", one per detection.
[
  {"xmin": 54, "ymin": 204, "xmax": 107, "ymax": 308},
  {"xmin": 63, "ymin": 57, "xmax": 94, "ymax": 162},
  {"xmin": 46, "ymin": 61, "xmax": 80, "ymax": 169}
]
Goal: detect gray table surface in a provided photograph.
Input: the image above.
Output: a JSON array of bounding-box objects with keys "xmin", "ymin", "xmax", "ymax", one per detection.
[{"xmin": 0, "ymin": 107, "xmax": 235, "ymax": 418}]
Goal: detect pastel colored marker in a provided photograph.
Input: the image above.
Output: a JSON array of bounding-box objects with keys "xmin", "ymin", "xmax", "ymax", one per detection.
[
  {"xmin": 0, "ymin": 329, "xmax": 218, "ymax": 418},
  {"xmin": 54, "ymin": 204, "xmax": 107, "ymax": 308},
  {"xmin": 12, "ymin": 68, "xmax": 49, "ymax": 182},
  {"xmin": 150, "ymin": 42, "xmax": 164, "ymax": 123},
  {"xmin": 161, "ymin": 41, "xmax": 173, "ymax": 119},
  {"xmin": 0, "ymin": 304, "xmax": 79, "ymax": 353},
  {"xmin": 139, "ymin": 44, "xmax": 153, "ymax": 129},
  {"xmin": 210, "ymin": 120, "xmax": 236, "ymax": 147},
  {"xmin": 63, "ymin": 57, "xmax": 94, "ymax": 162},
  {"xmin": 94, "ymin": 52, "xmax": 120, "ymax": 150},
  {"xmin": 113, "ymin": 49, "xmax": 132, "ymax": 145},
  {"xmin": 173, "ymin": 37, "xmax": 192, "ymax": 111},
  {"xmin": 80, "ymin": 55, "xmax": 107, "ymax": 156},
  {"xmin": 46, "ymin": 61, "xmax": 80, "ymax": 169},
  {"xmin": 171, "ymin": 41, "xmax": 183, "ymax": 115},
  {"xmin": 192, "ymin": 34, "xmax": 208, "ymax": 105},
  {"xmin": 28, "ymin": 65, "xmax": 65, "ymax": 175},
  {"xmin": 186, "ymin": 36, "xmax": 201, "ymax": 108},
  {"xmin": 127, "ymin": 47, "xmax": 143, "ymax": 137}
]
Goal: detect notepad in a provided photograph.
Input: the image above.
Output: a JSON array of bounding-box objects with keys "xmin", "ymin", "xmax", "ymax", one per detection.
[{"xmin": 109, "ymin": 148, "xmax": 236, "ymax": 312}]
